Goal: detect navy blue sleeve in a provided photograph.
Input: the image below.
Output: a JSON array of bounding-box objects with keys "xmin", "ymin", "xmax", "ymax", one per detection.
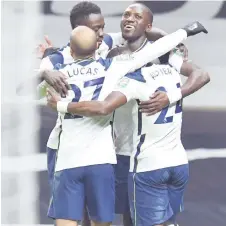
[
  {"xmin": 53, "ymin": 63, "xmax": 65, "ymax": 70},
  {"xmin": 103, "ymin": 34, "xmax": 113, "ymax": 50},
  {"xmin": 125, "ymin": 69, "xmax": 146, "ymax": 83},
  {"xmin": 48, "ymin": 52, "xmax": 64, "ymax": 67},
  {"xmin": 98, "ymin": 57, "xmax": 113, "ymax": 71}
]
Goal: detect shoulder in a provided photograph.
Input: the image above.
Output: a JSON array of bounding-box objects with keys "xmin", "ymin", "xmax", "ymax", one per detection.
[
  {"xmin": 125, "ymin": 68, "xmax": 146, "ymax": 83},
  {"xmin": 103, "ymin": 34, "xmax": 114, "ymax": 49},
  {"xmin": 48, "ymin": 44, "xmax": 71, "ymax": 66},
  {"xmin": 107, "ymin": 46, "xmax": 125, "ymax": 58},
  {"xmin": 97, "ymin": 57, "xmax": 113, "ymax": 71},
  {"xmin": 48, "ymin": 51, "xmax": 64, "ymax": 66}
]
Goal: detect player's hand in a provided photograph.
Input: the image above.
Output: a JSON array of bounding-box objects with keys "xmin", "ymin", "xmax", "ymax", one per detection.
[
  {"xmin": 46, "ymin": 88, "xmax": 61, "ymax": 111},
  {"xmin": 182, "ymin": 21, "xmax": 208, "ymax": 37},
  {"xmin": 42, "ymin": 70, "xmax": 70, "ymax": 97},
  {"xmin": 139, "ymin": 91, "xmax": 169, "ymax": 116},
  {"xmin": 36, "ymin": 35, "xmax": 53, "ymax": 59},
  {"xmin": 177, "ymin": 43, "xmax": 188, "ymax": 62}
]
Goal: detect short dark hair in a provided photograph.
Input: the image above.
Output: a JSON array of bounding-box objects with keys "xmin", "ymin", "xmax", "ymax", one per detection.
[{"xmin": 70, "ymin": 1, "xmax": 101, "ymax": 29}]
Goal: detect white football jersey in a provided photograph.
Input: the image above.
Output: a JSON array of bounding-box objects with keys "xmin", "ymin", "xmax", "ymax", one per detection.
[
  {"xmin": 54, "ymin": 59, "xmax": 116, "ymax": 171},
  {"xmin": 40, "ymin": 33, "xmax": 125, "ymax": 149},
  {"xmin": 45, "ymin": 29, "xmax": 187, "ymax": 151},
  {"xmin": 54, "ymin": 55, "xmax": 147, "ymax": 171},
  {"xmin": 54, "ymin": 29, "xmax": 188, "ymax": 171},
  {"xmin": 113, "ymin": 64, "xmax": 188, "ymax": 173},
  {"xmin": 113, "ymin": 44, "xmax": 184, "ymax": 156}
]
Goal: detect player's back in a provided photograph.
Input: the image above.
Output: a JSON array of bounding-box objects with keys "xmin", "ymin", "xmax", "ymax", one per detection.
[
  {"xmin": 124, "ymin": 64, "xmax": 188, "ymax": 172},
  {"xmin": 55, "ymin": 58, "xmax": 117, "ymax": 172}
]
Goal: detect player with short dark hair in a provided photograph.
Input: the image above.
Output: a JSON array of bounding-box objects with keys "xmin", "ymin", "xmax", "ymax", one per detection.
[
  {"xmin": 70, "ymin": 1, "xmax": 101, "ymax": 28},
  {"xmin": 105, "ymin": 3, "xmax": 210, "ymax": 226}
]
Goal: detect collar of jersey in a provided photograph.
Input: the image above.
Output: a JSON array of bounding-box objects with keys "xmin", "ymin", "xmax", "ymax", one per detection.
[
  {"xmin": 65, "ymin": 41, "xmax": 95, "ymax": 66},
  {"xmin": 132, "ymin": 38, "xmax": 148, "ymax": 53},
  {"xmin": 72, "ymin": 57, "xmax": 95, "ymax": 66}
]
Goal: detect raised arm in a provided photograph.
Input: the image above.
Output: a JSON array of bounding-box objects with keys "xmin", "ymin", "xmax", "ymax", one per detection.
[
  {"xmin": 169, "ymin": 52, "xmax": 210, "ymax": 98},
  {"xmin": 121, "ymin": 21, "xmax": 207, "ymax": 74}
]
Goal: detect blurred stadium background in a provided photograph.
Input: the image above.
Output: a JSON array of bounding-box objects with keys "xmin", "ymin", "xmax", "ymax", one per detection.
[{"xmin": 1, "ymin": 1, "xmax": 226, "ymax": 226}]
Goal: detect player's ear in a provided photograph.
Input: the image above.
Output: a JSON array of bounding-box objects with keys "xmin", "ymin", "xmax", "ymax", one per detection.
[
  {"xmin": 145, "ymin": 24, "xmax": 152, "ymax": 33},
  {"xmin": 70, "ymin": 47, "xmax": 75, "ymax": 59}
]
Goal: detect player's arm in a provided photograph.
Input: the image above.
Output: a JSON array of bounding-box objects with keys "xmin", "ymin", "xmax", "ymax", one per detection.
[
  {"xmin": 37, "ymin": 52, "xmax": 70, "ymax": 97},
  {"xmin": 146, "ymin": 27, "xmax": 189, "ymax": 61},
  {"xmin": 47, "ymin": 89, "xmax": 127, "ymax": 117},
  {"xmin": 168, "ymin": 51, "xmax": 210, "ymax": 99},
  {"xmin": 120, "ymin": 22, "xmax": 207, "ymax": 74},
  {"xmin": 180, "ymin": 61, "xmax": 210, "ymax": 98},
  {"xmin": 47, "ymin": 77, "xmax": 136, "ymax": 117},
  {"xmin": 140, "ymin": 52, "xmax": 210, "ymax": 115},
  {"xmin": 107, "ymin": 27, "xmax": 168, "ymax": 44},
  {"xmin": 68, "ymin": 92, "xmax": 127, "ymax": 117}
]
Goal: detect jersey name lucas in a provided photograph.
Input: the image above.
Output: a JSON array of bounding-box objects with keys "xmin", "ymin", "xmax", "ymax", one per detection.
[{"xmin": 66, "ymin": 66, "xmax": 99, "ymax": 77}]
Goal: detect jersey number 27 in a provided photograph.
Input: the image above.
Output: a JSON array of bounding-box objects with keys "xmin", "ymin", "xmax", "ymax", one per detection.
[{"xmin": 64, "ymin": 77, "xmax": 105, "ymax": 119}]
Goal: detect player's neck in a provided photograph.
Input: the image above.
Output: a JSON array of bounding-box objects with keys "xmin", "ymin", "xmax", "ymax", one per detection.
[{"xmin": 127, "ymin": 36, "xmax": 148, "ymax": 53}]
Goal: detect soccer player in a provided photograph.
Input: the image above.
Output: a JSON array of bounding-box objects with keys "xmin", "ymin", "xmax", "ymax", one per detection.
[
  {"xmin": 44, "ymin": 22, "xmax": 207, "ymax": 226},
  {"xmin": 104, "ymin": 4, "xmax": 210, "ymax": 226}
]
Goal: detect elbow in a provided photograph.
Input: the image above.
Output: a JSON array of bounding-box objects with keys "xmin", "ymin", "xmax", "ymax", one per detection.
[
  {"xmin": 199, "ymin": 70, "xmax": 211, "ymax": 85},
  {"xmin": 204, "ymin": 71, "xmax": 210, "ymax": 84},
  {"xmin": 98, "ymin": 103, "xmax": 113, "ymax": 116},
  {"xmin": 189, "ymin": 68, "xmax": 211, "ymax": 85}
]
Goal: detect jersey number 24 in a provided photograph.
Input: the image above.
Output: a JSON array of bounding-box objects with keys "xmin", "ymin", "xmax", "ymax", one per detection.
[{"xmin": 154, "ymin": 83, "xmax": 182, "ymax": 124}]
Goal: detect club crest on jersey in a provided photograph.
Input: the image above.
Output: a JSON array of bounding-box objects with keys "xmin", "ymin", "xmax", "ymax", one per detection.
[
  {"xmin": 172, "ymin": 48, "xmax": 183, "ymax": 57},
  {"xmin": 117, "ymin": 77, "xmax": 130, "ymax": 88}
]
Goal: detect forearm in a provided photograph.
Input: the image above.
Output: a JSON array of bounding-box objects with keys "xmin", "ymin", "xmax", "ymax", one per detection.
[
  {"xmin": 56, "ymin": 91, "xmax": 127, "ymax": 117},
  {"xmin": 181, "ymin": 69, "xmax": 210, "ymax": 98},
  {"xmin": 36, "ymin": 70, "xmax": 52, "ymax": 98},
  {"xmin": 129, "ymin": 29, "xmax": 187, "ymax": 73},
  {"xmin": 66, "ymin": 101, "xmax": 111, "ymax": 117}
]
